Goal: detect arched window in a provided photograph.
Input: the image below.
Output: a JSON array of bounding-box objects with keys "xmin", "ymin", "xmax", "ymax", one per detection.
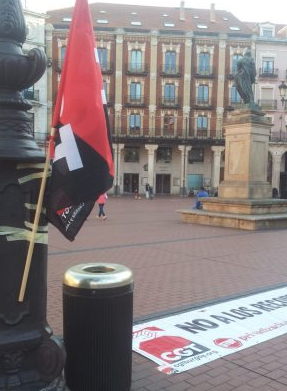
[
  {"xmin": 232, "ymin": 54, "xmax": 242, "ymax": 74},
  {"xmin": 199, "ymin": 52, "xmax": 210, "ymax": 75},
  {"xmin": 164, "ymin": 83, "xmax": 175, "ymax": 102},
  {"xmin": 165, "ymin": 51, "xmax": 176, "ymax": 74},
  {"xmin": 97, "ymin": 47, "xmax": 108, "ymax": 71},
  {"xmin": 130, "ymin": 50, "xmax": 142, "ymax": 72},
  {"xmin": 197, "ymin": 115, "xmax": 208, "ymax": 130},
  {"xmin": 198, "ymin": 85, "xmax": 209, "ymax": 104},
  {"xmin": 231, "ymin": 86, "xmax": 241, "ymax": 104}
]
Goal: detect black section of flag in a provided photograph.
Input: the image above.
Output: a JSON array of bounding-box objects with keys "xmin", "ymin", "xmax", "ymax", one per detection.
[{"xmin": 46, "ymin": 132, "xmax": 113, "ymax": 241}]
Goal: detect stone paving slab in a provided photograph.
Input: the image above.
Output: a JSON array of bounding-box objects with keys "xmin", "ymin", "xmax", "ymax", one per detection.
[{"xmin": 47, "ymin": 196, "xmax": 287, "ymax": 390}]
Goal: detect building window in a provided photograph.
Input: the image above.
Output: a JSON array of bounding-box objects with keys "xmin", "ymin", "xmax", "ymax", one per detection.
[
  {"xmin": 97, "ymin": 47, "xmax": 108, "ymax": 70},
  {"xmin": 198, "ymin": 52, "xmax": 210, "ymax": 75},
  {"xmin": 262, "ymin": 28, "xmax": 273, "ymax": 37},
  {"xmin": 130, "ymin": 82, "xmax": 141, "ymax": 100},
  {"xmin": 231, "ymin": 86, "xmax": 241, "ymax": 104},
  {"xmin": 129, "ymin": 114, "xmax": 141, "ymax": 131},
  {"xmin": 232, "ymin": 53, "xmax": 242, "ymax": 74},
  {"xmin": 262, "ymin": 57, "xmax": 274, "ymax": 74},
  {"xmin": 23, "ymin": 85, "xmax": 34, "ymax": 100},
  {"xmin": 130, "ymin": 49, "xmax": 142, "ymax": 72},
  {"xmin": 197, "ymin": 85, "xmax": 209, "ymax": 104},
  {"xmin": 188, "ymin": 148, "xmax": 204, "ymax": 163},
  {"xmin": 164, "ymin": 83, "xmax": 175, "ymax": 102},
  {"xmin": 165, "ymin": 51, "xmax": 176, "ymax": 73},
  {"xmin": 124, "ymin": 146, "xmax": 140, "ymax": 162},
  {"xmin": 60, "ymin": 46, "xmax": 66, "ymax": 68},
  {"xmin": 197, "ymin": 115, "xmax": 208, "ymax": 130},
  {"xmin": 156, "ymin": 147, "xmax": 172, "ymax": 163}
]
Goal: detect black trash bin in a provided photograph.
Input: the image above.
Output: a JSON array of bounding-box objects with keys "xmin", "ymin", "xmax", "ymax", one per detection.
[{"xmin": 63, "ymin": 263, "xmax": 133, "ymax": 391}]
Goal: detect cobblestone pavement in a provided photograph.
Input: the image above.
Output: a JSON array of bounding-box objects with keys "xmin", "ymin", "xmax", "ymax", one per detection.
[{"xmin": 48, "ymin": 196, "xmax": 287, "ymax": 391}]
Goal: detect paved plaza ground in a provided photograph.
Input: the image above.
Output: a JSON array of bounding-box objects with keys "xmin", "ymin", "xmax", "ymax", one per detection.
[{"xmin": 48, "ymin": 196, "xmax": 287, "ymax": 391}]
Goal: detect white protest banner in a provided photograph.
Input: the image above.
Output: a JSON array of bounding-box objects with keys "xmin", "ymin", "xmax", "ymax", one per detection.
[{"xmin": 133, "ymin": 286, "xmax": 287, "ymax": 374}]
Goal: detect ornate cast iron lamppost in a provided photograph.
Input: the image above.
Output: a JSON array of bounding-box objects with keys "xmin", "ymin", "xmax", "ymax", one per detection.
[{"xmin": 0, "ymin": 0, "xmax": 65, "ymax": 390}]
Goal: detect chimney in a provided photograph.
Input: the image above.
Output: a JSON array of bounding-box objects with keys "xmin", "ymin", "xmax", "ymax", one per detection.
[
  {"xmin": 210, "ymin": 3, "xmax": 216, "ymax": 23},
  {"xmin": 180, "ymin": 1, "xmax": 185, "ymax": 21}
]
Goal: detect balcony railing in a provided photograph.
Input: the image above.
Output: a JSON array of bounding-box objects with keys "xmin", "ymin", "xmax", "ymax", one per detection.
[
  {"xmin": 126, "ymin": 62, "xmax": 148, "ymax": 75},
  {"xmin": 270, "ymin": 131, "xmax": 287, "ymax": 142},
  {"xmin": 159, "ymin": 96, "xmax": 181, "ymax": 108},
  {"xmin": 195, "ymin": 66, "xmax": 215, "ymax": 77},
  {"xmin": 160, "ymin": 65, "xmax": 181, "ymax": 77},
  {"xmin": 99, "ymin": 61, "xmax": 113, "ymax": 74},
  {"xmin": 258, "ymin": 99, "xmax": 277, "ymax": 110},
  {"xmin": 125, "ymin": 95, "xmax": 146, "ymax": 107},
  {"xmin": 258, "ymin": 68, "xmax": 278, "ymax": 78},
  {"xmin": 23, "ymin": 89, "xmax": 40, "ymax": 101},
  {"xmin": 105, "ymin": 94, "xmax": 114, "ymax": 106},
  {"xmin": 194, "ymin": 98, "xmax": 213, "ymax": 108},
  {"xmin": 111, "ymin": 127, "xmax": 224, "ymax": 141},
  {"xmin": 227, "ymin": 66, "xmax": 237, "ymax": 78}
]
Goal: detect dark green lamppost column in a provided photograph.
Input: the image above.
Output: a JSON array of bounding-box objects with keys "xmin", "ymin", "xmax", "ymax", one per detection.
[{"xmin": 0, "ymin": 0, "xmax": 66, "ymax": 390}]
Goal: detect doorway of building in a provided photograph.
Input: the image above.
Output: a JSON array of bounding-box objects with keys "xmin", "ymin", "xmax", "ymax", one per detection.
[
  {"xmin": 156, "ymin": 174, "xmax": 171, "ymax": 194},
  {"xmin": 123, "ymin": 173, "xmax": 139, "ymax": 194}
]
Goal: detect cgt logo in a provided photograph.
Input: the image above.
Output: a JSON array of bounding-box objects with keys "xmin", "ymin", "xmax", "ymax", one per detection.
[
  {"xmin": 139, "ymin": 335, "xmax": 210, "ymax": 363},
  {"xmin": 214, "ymin": 338, "xmax": 243, "ymax": 349}
]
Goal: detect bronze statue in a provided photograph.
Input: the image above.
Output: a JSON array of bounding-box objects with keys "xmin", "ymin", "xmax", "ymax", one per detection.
[{"xmin": 234, "ymin": 49, "xmax": 256, "ymax": 104}]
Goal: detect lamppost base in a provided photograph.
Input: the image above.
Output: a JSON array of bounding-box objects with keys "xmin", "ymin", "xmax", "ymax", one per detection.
[
  {"xmin": 179, "ymin": 186, "xmax": 187, "ymax": 197},
  {"xmin": 39, "ymin": 375, "xmax": 69, "ymax": 391},
  {"xmin": 114, "ymin": 185, "xmax": 121, "ymax": 196}
]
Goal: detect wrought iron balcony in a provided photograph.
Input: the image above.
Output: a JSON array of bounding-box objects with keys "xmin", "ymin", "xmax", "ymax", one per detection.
[
  {"xmin": 258, "ymin": 68, "xmax": 278, "ymax": 78},
  {"xmin": 159, "ymin": 96, "xmax": 181, "ymax": 108},
  {"xmin": 160, "ymin": 64, "xmax": 181, "ymax": 77},
  {"xmin": 194, "ymin": 98, "xmax": 213, "ymax": 109},
  {"xmin": 194, "ymin": 66, "xmax": 215, "ymax": 77},
  {"xmin": 99, "ymin": 61, "xmax": 113, "ymax": 74},
  {"xmin": 23, "ymin": 89, "xmax": 40, "ymax": 101},
  {"xmin": 126, "ymin": 62, "xmax": 148, "ymax": 75},
  {"xmin": 270, "ymin": 131, "xmax": 287, "ymax": 142},
  {"xmin": 125, "ymin": 95, "xmax": 146, "ymax": 107},
  {"xmin": 111, "ymin": 127, "xmax": 224, "ymax": 141},
  {"xmin": 258, "ymin": 99, "xmax": 277, "ymax": 110},
  {"xmin": 227, "ymin": 66, "xmax": 237, "ymax": 78},
  {"xmin": 105, "ymin": 93, "xmax": 114, "ymax": 106}
]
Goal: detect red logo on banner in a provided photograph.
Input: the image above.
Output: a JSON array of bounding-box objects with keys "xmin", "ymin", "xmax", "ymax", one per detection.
[
  {"xmin": 214, "ymin": 338, "xmax": 243, "ymax": 349},
  {"xmin": 140, "ymin": 335, "xmax": 210, "ymax": 363}
]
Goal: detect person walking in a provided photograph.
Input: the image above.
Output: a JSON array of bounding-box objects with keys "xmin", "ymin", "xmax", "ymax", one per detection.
[
  {"xmin": 145, "ymin": 183, "xmax": 150, "ymax": 199},
  {"xmin": 97, "ymin": 193, "xmax": 108, "ymax": 220}
]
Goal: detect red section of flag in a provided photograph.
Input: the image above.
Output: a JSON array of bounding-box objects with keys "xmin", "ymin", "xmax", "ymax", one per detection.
[
  {"xmin": 52, "ymin": 0, "xmax": 113, "ymax": 177},
  {"xmin": 47, "ymin": 0, "xmax": 114, "ymax": 241}
]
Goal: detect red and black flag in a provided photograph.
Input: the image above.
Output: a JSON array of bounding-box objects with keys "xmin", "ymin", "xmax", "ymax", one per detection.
[{"xmin": 46, "ymin": 0, "xmax": 114, "ymax": 241}]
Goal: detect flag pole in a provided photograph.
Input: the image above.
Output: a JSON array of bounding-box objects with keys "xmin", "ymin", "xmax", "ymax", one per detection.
[{"xmin": 18, "ymin": 128, "xmax": 56, "ymax": 302}]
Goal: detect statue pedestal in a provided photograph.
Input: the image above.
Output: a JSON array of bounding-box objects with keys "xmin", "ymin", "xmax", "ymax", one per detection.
[
  {"xmin": 178, "ymin": 107, "xmax": 287, "ymax": 230},
  {"xmin": 218, "ymin": 106, "xmax": 272, "ymax": 199}
]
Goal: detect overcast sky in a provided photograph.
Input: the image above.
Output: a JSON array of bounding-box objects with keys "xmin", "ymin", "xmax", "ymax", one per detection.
[{"xmin": 23, "ymin": 0, "xmax": 286, "ymax": 25}]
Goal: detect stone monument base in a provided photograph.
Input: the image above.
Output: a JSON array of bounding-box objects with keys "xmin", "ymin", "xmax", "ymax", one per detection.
[{"xmin": 178, "ymin": 198, "xmax": 287, "ymax": 230}]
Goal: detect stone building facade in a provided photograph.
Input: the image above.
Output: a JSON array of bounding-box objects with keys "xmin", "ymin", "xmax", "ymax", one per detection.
[{"xmin": 45, "ymin": 3, "xmax": 287, "ymax": 196}]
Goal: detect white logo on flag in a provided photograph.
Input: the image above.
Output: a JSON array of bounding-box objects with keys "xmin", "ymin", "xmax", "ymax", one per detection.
[
  {"xmin": 101, "ymin": 89, "xmax": 107, "ymax": 104},
  {"xmin": 54, "ymin": 124, "xmax": 83, "ymax": 171},
  {"xmin": 94, "ymin": 48, "xmax": 99, "ymax": 64}
]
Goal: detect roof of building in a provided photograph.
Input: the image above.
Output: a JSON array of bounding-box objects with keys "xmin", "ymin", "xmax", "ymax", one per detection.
[
  {"xmin": 46, "ymin": 2, "xmax": 252, "ymax": 35},
  {"xmin": 245, "ymin": 21, "xmax": 287, "ymax": 37}
]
